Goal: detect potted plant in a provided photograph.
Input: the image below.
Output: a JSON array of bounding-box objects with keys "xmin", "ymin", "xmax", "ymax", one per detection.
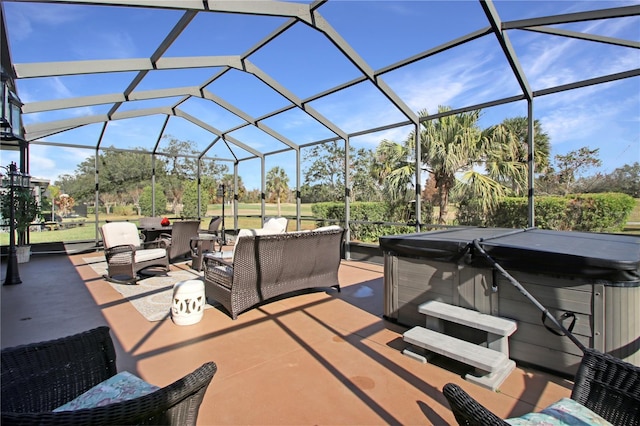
[{"xmin": 1, "ymin": 186, "xmax": 41, "ymax": 262}]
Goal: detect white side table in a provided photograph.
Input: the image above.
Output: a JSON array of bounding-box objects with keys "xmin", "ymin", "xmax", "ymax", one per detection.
[{"xmin": 172, "ymin": 280, "xmax": 205, "ymax": 325}]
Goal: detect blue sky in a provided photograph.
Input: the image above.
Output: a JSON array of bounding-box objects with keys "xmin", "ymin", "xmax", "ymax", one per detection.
[{"xmin": 2, "ymin": 0, "xmax": 639, "ymax": 191}]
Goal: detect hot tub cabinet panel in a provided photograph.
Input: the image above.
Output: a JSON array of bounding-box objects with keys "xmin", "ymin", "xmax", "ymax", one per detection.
[{"xmin": 381, "ymin": 228, "xmax": 640, "ymax": 376}]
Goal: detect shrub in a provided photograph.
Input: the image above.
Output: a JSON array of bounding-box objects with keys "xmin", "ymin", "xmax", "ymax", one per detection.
[
  {"xmin": 112, "ymin": 204, "xmax": 135, "ymax": 216},
  {"xmin": 489, "ymin": 193, "xmax": 635, "ymax": 232},
  {"xmin": 139, "ymin": 185, "xmax": 167, "ymax": 217}
]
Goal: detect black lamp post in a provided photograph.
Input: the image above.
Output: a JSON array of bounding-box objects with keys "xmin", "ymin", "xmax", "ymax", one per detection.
[
  {"xmin": 217, "ymin": 184, "xmax": 226, "ymax": 245},
  {"xmin": 1, "ymin": 66, "xmax": 29, "ymax": 285},
  {"xmin": 2, "ymin": 162, "xmax": 30, "ymax": 285}
]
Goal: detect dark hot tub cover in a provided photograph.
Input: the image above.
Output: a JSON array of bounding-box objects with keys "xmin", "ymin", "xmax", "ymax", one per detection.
[{"xmin": 379, "ymin": 227, "xmax": 640, "ymax": 285}]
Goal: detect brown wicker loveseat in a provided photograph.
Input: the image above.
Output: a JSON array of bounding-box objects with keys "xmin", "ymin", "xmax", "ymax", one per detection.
[{"xmin": 203, "ymin": 226, "xmax": 345, "ymax": 319}]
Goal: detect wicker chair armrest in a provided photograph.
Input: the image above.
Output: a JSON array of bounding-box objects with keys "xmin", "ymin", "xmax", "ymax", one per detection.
[
  {"xmin": 1, "ymin": 362, "xmax": 217, "ymax": 426},
  {"xmin": 203, "ymin": 253, "xmax": 233, "ymax": 268},
  {"xmin": 442, "ymin": 383, "xmax": 509, "ymax": 426},
  {"xmin": 104, "ymin": 243, "xmax": 136, "ymax": 258},
  {"xmin": 570, "ymin": 348, "xmax": 640, "ymax": 426},
  {"xmin": 1, "ymin": 327, "xmax": 117, "ymax": 414},
  {"xmin": 203, "ymin": 255, "xmax": 233, "ymax": 290}
]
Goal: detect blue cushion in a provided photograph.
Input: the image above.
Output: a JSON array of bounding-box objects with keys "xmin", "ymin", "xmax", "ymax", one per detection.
[
  {"xmin": 506, "ymin": 398, "xmax": 612, "ymax": 425},
  {"xmin": 53, "ymin": 371, "xmax": 159, "ymax": 412}
]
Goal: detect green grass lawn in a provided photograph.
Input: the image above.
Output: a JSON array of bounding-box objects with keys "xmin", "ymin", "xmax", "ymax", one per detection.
[
  {"xmin": 1, "ymin": 203, "xmax": 315, "ymax": 245},
  {"xmin": 628, "ymin": 198, "xmax": 640, "ymax": 222},
  {"xmin": 621, "ymin": 198, "xmax": 640, "ymax": 235}
]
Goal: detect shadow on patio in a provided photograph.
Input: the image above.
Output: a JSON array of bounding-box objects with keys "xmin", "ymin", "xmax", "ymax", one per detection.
[{"xmin": 1, "ymin": 252, "xmax": 572, "ymax": 425}]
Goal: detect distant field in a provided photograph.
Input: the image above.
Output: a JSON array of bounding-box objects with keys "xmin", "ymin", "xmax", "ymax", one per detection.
[
  {"xmin": 208, "ymin": 202, "xmax": 313, "ymax": 217},
  {"xmin": 0, "ymin": 203, "xmax": 316, "ymax": 245},
  {"xmin": 628, "ymin": 198, "xmax": 640, "ymax": 222},
  {"xmin": 622, "ymin": 198, "xmax": 640, "ymax": 235}
]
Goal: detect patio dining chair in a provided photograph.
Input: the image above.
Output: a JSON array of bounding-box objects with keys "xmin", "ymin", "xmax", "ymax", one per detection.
[
  {"xmin": 442, "ymin": 347, "xmax": 640, "ymax": 426},
  {"xmin": 190, "ymin": 217, "xmax": 224, "ymax": 271},
  {"xmin": 100, "ymin": 221, "xmax": 170, "ymax": 284},
  {"xmin": 138, "ymin": 216, "xmax": 163, "ymax": 229},
  {"xmin": 201, "ymin": 216, "xmax": 222, "ymax": 236},
  {"xmin": 160, "ymin": 220, "xmax": 201, "ymax": 262},
  {"xmin": 1, "ymin": 326, "xmax": 217, "ymax": 426}
]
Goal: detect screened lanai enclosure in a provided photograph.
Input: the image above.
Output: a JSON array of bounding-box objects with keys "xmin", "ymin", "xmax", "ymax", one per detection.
[{"xmin": 1, "ymin": 0, "xmax": 639, "ymax": 252}]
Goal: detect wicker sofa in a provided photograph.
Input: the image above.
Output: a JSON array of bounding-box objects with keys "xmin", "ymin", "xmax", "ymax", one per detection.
[{"xmin": 203, "ymin": 226, "xmax": 345, "ymax": 319}]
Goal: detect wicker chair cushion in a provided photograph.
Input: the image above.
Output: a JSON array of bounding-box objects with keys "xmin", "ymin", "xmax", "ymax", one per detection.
[
  {"xmin": 134, "ymin": 248, "xmax": 168, "ymax": 262},
  {"xmin": 102, "ymin": 222, "xmax": 142, "ymax": 248},
  {"xmin": 315, "ymin": 225, "xmax": 342, "ymax": 232},
  {"xmin": 506, "ymin": 398, "xmax": 612, "ymax": 425},
  {"xmin": 263, "ymin": 217, "xmax": 288, "ymax": 233},
  {"xmin": 233, "ymin": 227, "xmax": 280, "ymax": 257},
  {"xmin": 110, "ymin": 248, "xmax": 167, "ymax": 265},
  {"xmin": 54, "ymin": 372, "xmax": 159, "ymax": 412}
]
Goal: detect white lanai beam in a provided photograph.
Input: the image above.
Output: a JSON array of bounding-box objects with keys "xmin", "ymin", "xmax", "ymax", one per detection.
[
  {"xmin": 242, "ymin": 60, "xmax": 348, "ymax": 140},
  {"xmin": 109, "ymin": 9, "xmax": 199, "ymax": 117},
  {"xmin": 310, "ymin": 11, "xmax": 419, "ymax": 125},
  {"xmin": 482, "ymin": 0, "xmax": 535, "ymax": 227},
  {"xmin": 481, "ymin": 0, "xmax": 532, "ymax": 100},
  {"xmin": 23, "ymin": 87, "xmax": 202, "ymax": 113},
  {"xmin": 24, "ymin": 107, "xmax": 171, "ymax": 135},
  {"xmin": 4, "ymin": 0, "xmax": 313, "ymax": 21},
  {"xmin": 502, "ymin": 5, "xmax": 640, "ymax": 28},
  {"xmin": 172, "ymin": 110, "xmax": 262, "ymax": 158},
  {"xmin": 522, "ymin": 27, "xmax": 640, "ymax": 49},
  {"xmin": 14, "ymin": 56, "xmax": 241, "ymax": 79},
  {"xmin": 198, "ymin": 91, "xmax": 299, "ymax": 151}
]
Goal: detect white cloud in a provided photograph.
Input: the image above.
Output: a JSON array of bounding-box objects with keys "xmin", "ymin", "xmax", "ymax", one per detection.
[
  {"xmin": 538, "ymin": 80, "xmax": 639, "ymax": 151},
  {"xmin": 5, "ymin": 3, "xmax": 83, "ymax": 40},
  {"xmin": 85, "ymin": 31, "xmax": 137, "ymax": 60},
  {"xmin": 29, "ymin": 146, "xmax": 79, "ymax": 182}
]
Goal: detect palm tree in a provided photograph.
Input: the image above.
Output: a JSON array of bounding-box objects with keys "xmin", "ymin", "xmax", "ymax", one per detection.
[
  {"xmin": 374, "ymin": 140, "xmax": 414, "ymax": 200},
  {"xmin": 378, "ymin": 108, "xmax": 545, "ymax": 225},
  {"xmin": 483, "ymin": 117, "xmax": 551, "ymax": 196},
  {"xmin": 414, "ymin": 107, "xmax": 484, "ymax": 224},
  {"xmin": 266, "ymin": 166, "xmax": 289, "ymax": 216}
]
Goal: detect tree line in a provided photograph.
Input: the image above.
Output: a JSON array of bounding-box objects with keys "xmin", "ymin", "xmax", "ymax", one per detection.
[{"xmin": 49, "ymin": 108, "xmax": 638, "ymax": 224}]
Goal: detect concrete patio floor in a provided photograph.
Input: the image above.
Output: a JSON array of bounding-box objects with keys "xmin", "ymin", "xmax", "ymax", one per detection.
[{"xmin": 1, "ymin": 251, "xmax": 573, "ymax": 425}]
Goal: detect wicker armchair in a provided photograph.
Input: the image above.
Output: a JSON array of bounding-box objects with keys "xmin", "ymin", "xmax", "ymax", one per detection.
[
  {"xmin": 442, "ymin": 348, "xmax": 640, "ymax": 426},
  {"xmin": 1, "ymin": 326, "xmax": 217, "ymax": 426},
  {"xmin": 100, "ymin": 221, "xmax": 170, "ymax": 283}
]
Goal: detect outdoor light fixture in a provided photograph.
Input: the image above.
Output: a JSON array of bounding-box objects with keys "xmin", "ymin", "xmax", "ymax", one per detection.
[
  {"xmin": 2, "ymin": 161, "xmax": 31, "ymax": 285},
  {"xmin": 217, "ymin": 184, "xmax": 226, "ymax": 244},
  {"xmin": 1, "ymin": 68, "xmax": 24, "ymax": 142}
]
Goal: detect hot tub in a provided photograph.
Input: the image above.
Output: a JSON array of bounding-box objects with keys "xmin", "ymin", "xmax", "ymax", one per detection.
[{"xmin": 380, "ymin": 227, "xmax": 640, "ymax": 375}]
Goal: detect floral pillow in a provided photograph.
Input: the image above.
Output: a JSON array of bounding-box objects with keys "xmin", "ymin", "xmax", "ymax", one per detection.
[
  {"xmin": 506, "ymin": 398, "xmax": 612, "ymax": 426},
  {"xmin": 53, "ymin": 371, "xmax": 159, "ymax": 412}
]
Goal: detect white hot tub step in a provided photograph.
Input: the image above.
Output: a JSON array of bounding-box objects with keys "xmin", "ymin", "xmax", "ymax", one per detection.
[
  {"xmin": 403, "ymin": 326, "xmax": 507, "ymax": 372},
  {"xmin": 418, "ymin": 300, "xmax": 516, "ymax": 336},
  {"xmin": 402, "ymin": 326, "xmax": 516, "ymax": 390}
]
